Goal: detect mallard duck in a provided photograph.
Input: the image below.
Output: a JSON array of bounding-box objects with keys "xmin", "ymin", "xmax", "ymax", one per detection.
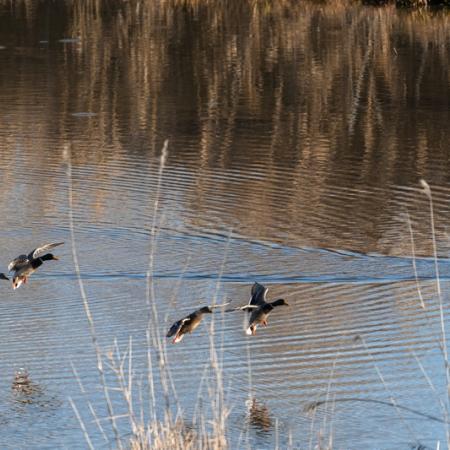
[
  {"xmin": 229, "ymin": 282, "xmax": 289, "ymax": 335},
  {"xmin": 166, "ymin": 306, "xmax": 213, "ymax": 344},
  {"xmin": 8, "ymin": 242, "xmax": 64, "ymax": 289},
  {"xmin": 166, "ymin": 302, "xmax": 230, "ymax": 344},
  {"xmin": 246, "ymin": 298, "xmax": 289, "ymax": 335}
]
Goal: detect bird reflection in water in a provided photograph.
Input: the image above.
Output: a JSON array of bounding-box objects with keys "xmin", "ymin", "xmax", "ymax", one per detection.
[
  {"xmin": 11, "ymin": 368, "xmax": 43, "ymax": 401},
  {"xmin": 246, "ymin": 397, "xmax": 273, "ymax": 433}
]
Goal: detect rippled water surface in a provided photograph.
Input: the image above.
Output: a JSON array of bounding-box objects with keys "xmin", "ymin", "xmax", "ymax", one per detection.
[{"xmin": 1, "ymin": 1, "xmax": 450, "ymax": 449}]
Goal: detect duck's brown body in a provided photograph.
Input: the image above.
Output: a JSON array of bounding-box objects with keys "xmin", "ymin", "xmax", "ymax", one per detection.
[
  {"xmin": 246, "ymin": 299, "xmax": 289, "ymax": 335},
  {"xmin": 166, "ymin": 306, "xmax": 213, "ymax": 343}
]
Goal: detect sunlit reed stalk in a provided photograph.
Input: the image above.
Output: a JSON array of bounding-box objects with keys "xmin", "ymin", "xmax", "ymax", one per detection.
[
  {"xmin": 356, "ymin": 335, "xmax": 421, "ymax": 447},
  {"xmin": 412, "ymin": 351, "xmax": 448, "ymax": 423},
  {"xmin": 104, "ymin": 337, "xmax": 139, "ymax": 437},
  {"xmin": 240, "ymin": 337, "xmax": 252, "ymax": 450},
  {"xmin": 192, "ymin": 362, "xmax": 210, "ymax": 424},
  {"xmin": 406, "ymin": 206, "xmax": 450, "ymax": 434},
  {"xmin": 70, "ymin": 360, "xmax": 109, "ymax": 443},
  {"xmin": 69, "ymin": 396, "xmax": 95, "ymax": 450},
  {"xmin": 65, "ymin": 144, "xmax": 123, "ymax": 449},
  {"xmin": 205, "ymin": 228, "xmax": 234, "ymax": 449},
  {"xmin": 406, "ymin": 210, "xmax": 426, "ymax": 309},
  {"xmin": 307, "ymin": 405, "xmax": 318, "ymax": 450},
  {"xmin": 275, "ymin": 417, "xmax": 279, "ymax": 450},
  {"xmin": 420, "ymin": 179, "xmax": 450, "ymax": 447},
  {"xmin": 146, "ymin": 141, "xmax": 169, "ymax": 352},
  {"xmin": 321, "ymin": 350, "xmax": 340, "ymax": 447},
  {"xmin": 145, "ymin": 140, "xmax": 175, "ymax": 438},
  {"xmin": 88, "ymin": 401, "xmax": 109, "ymax": 444}
]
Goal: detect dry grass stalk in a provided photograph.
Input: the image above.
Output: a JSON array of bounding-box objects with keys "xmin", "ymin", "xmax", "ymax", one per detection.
[
  {"xmin": 419, "ymin": 179, "xmax": 450, "ymax": 446},
  {"xmin": 66, "ymin": 144, "xmax": 123, "ymax": 449},
  {"xmin": 67, "ymin": 140, "xmax": 230, "ymax": 449}
]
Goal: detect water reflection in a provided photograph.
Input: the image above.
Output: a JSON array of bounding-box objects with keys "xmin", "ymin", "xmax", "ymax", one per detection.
[
  {"xmin": 246, "ymin": 398, "xmax": 273, "ymax": 434},
  {"xmin": 11, "ymin": 368, "xmax": 42, "ymax": 397},
  {"xmin": 0, "ymin": 2, "xmax": 449, "ymax": 255},
  {"xmin": 0, "ymin": 1, "xmax": 449, "ymax": 449}
]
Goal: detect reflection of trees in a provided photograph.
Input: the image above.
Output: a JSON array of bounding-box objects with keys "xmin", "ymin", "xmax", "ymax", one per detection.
[{"xmin": 0, "ymin": 1, "xmax": 449, "ymax": 250}]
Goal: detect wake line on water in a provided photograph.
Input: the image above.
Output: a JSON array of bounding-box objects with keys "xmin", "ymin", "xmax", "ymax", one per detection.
[
  {"xmin": 158, "ymin": 225, "xmax": 449, "ymax": 263},
  {"xmin": 43, "ymin": 272, "xmax": 444, "ymax": 284}
]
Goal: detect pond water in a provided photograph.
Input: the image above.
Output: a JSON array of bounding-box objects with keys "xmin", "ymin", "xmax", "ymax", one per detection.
[{"xmin": 0, "ymin": 1, "xmax": 450, "ymax": 448}]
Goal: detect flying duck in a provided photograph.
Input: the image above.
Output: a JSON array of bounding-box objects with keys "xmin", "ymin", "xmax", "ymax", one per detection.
[
  {"xmin": 8, "ymin": 242, "xmax": 64, "ymax": 289},
  {"xmin": 229, "ymin": 282, "xmax": 289, "ymax": 335},
  {"xmin": 166, "ymin": 302, "xmax": 229, "ymax": 344}
]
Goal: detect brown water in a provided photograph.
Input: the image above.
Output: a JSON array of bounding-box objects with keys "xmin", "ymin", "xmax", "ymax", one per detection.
[{"xmin": 1, "ymin": 1, "xmax": 450, "ymax": 448}]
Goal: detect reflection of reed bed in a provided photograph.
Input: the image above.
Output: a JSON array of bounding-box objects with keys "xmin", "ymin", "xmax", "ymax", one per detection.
[
  {"xmin": 2, "ymin": 1, "xmax": 450, "ymax": 157},
  {"xmin": 1, "ymin": 1, "xmax": 450, "ymax": 250}
]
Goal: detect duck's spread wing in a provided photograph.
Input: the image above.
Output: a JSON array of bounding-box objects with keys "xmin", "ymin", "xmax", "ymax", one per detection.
[
  {"xmin": 8, "ymin": 255, "xmax": 29, "ymax": 272},
  {"xmin": 250, "ymin": 282, "xmax": 268, "ymax": 305},
  {"xmin": 166, "ymin": 317, "xmax": 188, "ymax": 338},
  {"xmin": 29, "ymin": 242, "xmax": 64, "ymax": 260}
]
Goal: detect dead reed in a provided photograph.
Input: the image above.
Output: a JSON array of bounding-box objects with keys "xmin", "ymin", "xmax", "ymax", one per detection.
[
  {"xmin": 65, "ymin": 143, "xmax": 450, "ymax": 450},
  {"xmin": 66, "ymin": 141, "xmax": 231, "ymax": 450}
]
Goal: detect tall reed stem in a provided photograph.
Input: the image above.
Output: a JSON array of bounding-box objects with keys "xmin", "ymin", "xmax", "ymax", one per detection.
[{"xmin": 66, "ymin": 144, "xmax": 123, "ymax": 449}]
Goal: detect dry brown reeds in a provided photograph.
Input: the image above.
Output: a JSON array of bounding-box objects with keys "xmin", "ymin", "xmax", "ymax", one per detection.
[{"xmin": 66, "ymin": 140, "xmax": 230, "ymax": 449}]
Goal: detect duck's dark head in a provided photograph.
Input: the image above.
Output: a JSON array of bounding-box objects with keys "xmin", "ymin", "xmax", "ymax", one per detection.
[
  {"xmin": 199, "ymin": 306, "xmax": 213, "ymax": 314},
  {"xmin": 0, "ymin": 273, "xmax": 9, "ymax": 280},
  {"xmin": 271, "ymin": 299, "xmax": 289, "ymax": 307},
  {"xmin": 41, "ymin": 253, "xmax": 59, "ymax": 262}
]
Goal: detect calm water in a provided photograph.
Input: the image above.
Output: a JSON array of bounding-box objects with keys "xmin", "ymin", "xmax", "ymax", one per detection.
[{"xmin": 1, "ymin": 1, "xmax": 450, "ymax": 448}]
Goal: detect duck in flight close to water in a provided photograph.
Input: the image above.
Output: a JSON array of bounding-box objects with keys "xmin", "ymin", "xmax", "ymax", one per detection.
[
  {"xmin": 8, "ymin": 242, "xmax": 64, "ymax": 289},
  {"xmin": 229, "ymin": 282, "xmax": 289, "ymax": 336},
  {"xmin": 166, "ymin": 302, "xmax": 230, "ymax": 344}
]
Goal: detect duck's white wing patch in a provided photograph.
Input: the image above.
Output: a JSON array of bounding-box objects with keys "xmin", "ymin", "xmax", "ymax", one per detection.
[
  {"xmin": 30, "ymin": 242, "xmax": 64, "ymax": 259},
  {"xmin": 241, "ymin": 305, "xmax": 258, "ymax": 311},
  {"xmin": 166, "ymin": 317, "xmax": 189, "ymax": 338}
]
